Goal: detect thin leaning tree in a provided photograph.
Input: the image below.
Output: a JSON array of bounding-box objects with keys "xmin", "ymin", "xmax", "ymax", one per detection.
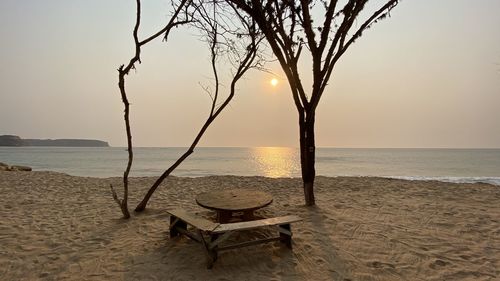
[
  {"xmin": 134, "ymin": 1, "xmax": 264, "ymax": 212},
  {"xmin": 112, "ymin": 0, "xmax": 193, "ymax": 218},
  {"xmin": 226, "ymin": 0, "xmax": 400, "ymax": 205}
]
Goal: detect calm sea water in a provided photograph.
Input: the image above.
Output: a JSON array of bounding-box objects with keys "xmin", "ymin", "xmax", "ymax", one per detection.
[{"xmin": 1, "ymin": 147, "xmax": 499, "ymax": 185}]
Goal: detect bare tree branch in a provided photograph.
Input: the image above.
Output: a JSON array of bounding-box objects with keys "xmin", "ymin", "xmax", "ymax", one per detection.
[
  {"xmin": 114, "ymin": 0, "xmax": 193, "ymax": 218},
  {"xmin": 134, "ymin": 0, "xmax": 263, "ymax": 212}
]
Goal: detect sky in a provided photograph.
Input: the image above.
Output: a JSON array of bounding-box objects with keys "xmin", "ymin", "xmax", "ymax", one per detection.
[{"xmin": 0, "ymin": 0, "xmax": 499, "ymax": 148}]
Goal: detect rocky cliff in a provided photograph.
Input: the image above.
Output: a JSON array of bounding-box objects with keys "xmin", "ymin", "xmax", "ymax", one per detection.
[
  {"xmin": 0, "ymin": 135, "xmax": 23, "ymax": 146},
  {"xmin": 0, "ymin": 135, "xmax": 109, "ymax": 147}
]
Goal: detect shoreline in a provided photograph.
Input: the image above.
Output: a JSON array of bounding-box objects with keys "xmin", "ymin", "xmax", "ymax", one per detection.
[
  {"xmin": 2, "ymin": 161, "xmax": 500, "ymax": 186},
  {"xmin": 1, "ymin": 171, "xmax": 499, "ymax": 280}
]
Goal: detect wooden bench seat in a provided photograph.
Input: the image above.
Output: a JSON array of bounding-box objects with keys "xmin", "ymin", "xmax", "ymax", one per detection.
[{"xmin": 167, "ymin": 209, "xmax": 302, "ymax": 268}]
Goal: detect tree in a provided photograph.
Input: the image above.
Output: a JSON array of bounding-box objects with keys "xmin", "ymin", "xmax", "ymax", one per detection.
[
  {"xmin": 114, "ymin": 0, "xmax": 263, "ymax": 213},
  {"xmin": 134, "ymin": 1, "xmax": 263, "ymax": 212},
  {"xmin": 226, "ymin": 0, "xmax": 400, "ymax": 205},
  {"xmin": 112, "ymin": 0, "xmax": 192, "ymax": 218}
]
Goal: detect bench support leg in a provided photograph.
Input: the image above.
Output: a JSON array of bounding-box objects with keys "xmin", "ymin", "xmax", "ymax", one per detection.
[
  {"xmin": 210, "ymin": 234, "xmax": 219, "ymax": 261},
  {"xmin": 279, "ymin": 224, "xmax": 292, "ymax": 249},
  {"xmin": 199, "ymin": 230, "xmax": 218, "ymax": 269},
  {"xmin": 170, "ymin": 216, "xmax": 187, "ymax": 238}
]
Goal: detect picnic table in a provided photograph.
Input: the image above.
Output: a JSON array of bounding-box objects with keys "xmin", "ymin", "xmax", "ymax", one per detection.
[{"xmin": 195, "ymin": 188, "xmax": 273, "ymax": 223}]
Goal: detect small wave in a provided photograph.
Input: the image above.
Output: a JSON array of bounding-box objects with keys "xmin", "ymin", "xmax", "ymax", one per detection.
[{"xmin": 386, "ymin": 176, "xmax": 500, "ymax": 186}]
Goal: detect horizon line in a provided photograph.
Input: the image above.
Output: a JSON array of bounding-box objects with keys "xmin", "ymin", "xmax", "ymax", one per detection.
[{"xmin": 108, "ymin": 146, "xmax": 500, "ymax": 150}]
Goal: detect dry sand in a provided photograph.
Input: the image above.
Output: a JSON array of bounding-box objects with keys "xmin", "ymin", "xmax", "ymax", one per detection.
[{"xmin": 0, "ymin": 171, "xmax": 499, "ymax": 280}]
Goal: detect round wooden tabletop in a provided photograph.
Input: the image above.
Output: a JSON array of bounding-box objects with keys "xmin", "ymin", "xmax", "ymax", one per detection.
[{"xmin": 196, "ymin": 188, "xmax": 273, "ymax": 212}]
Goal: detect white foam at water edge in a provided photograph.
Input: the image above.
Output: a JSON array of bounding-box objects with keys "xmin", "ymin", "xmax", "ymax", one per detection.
[{"xmin": 387, "ymin": 176, "xmax": 500, "ymax": 186}]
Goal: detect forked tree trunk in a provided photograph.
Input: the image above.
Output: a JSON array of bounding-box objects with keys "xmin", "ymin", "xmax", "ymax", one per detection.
[
  {"xmin": 228, "ymin": 0, "xmax": 399, "ymax": 207},
  {"xmin": 299, "ymin": 112, "xmax": 316, "ymax": 206}
]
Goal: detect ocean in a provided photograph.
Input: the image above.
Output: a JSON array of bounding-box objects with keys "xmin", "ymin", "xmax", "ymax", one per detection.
[{"xmin": 1, "ymin": 147, "xmax": 499, "ymax": 185}]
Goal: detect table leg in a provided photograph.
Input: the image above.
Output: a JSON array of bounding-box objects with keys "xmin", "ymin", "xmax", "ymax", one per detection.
[
  {"xmin": 242, "ymin": 210, "xmax": 255, "ymax": 221},
  {"xmin": 217, "ymin": 211, "xmax": 232, "ymax": 223}
]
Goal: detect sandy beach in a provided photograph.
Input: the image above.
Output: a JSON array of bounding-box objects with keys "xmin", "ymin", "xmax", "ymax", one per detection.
[{"xmin": 0, "ymin": 171, "xmax": 498, "ymax": 280}]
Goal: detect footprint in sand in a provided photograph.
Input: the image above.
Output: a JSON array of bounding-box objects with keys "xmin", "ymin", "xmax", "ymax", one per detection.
[
  {"xmin": 370, "ymin": 261, "xmax": 395, "ymax": 269},
  {"xmin": 459, "ymin": 255, "xmax": 471, "ymax": 261},
  {"xmin": 429, "ymin": 259, "xmax": 449, "ymax": 269},
  {"xmin": 315, "ymin": 257, "xmax": 326, "ymax": 264}
]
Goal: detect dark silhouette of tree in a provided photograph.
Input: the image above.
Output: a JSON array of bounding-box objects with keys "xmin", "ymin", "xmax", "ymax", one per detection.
[
  {"xmin": 226, "ymin": 0, "xmax": 400, "ymax": 205},
  {"xmin": 114, "ymin": 0, "xmax": 263, "ymax": 214},
  {"xmin": 134, "ymin": 1, "xmax": 263, "ymax": 212}
]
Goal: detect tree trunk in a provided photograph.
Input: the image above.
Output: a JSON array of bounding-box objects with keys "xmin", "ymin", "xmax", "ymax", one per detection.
[
  {"xmin": 299, "ymin": 112, "xmax": 316, "ymax": 206},
  {"xmin": 134, "ymin": 149, "xmax": 193, "ymax": 212},
  {"xmin": 120, "ymin": 202, "xmax": 131, "ymax": 219}
]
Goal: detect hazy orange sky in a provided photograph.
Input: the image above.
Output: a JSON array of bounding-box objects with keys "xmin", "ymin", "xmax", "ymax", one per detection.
[{"xmin": 1, "ymin": 0, "xmax": 499, "ymax": 148}]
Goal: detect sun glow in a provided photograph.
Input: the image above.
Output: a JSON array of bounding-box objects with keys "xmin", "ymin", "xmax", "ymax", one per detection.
[{"xmin": 270, "ymin": 78, "xmax": 279, "ymax": 87}]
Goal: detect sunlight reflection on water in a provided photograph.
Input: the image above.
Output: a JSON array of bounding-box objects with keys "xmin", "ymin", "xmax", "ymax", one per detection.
[
  {"xmin": 250, "ymin": 147, "xmax": 299, "ymax": 178},
  {"xmin": 2, "ymin": 147, "xmax": 499, "ymax": 185}
]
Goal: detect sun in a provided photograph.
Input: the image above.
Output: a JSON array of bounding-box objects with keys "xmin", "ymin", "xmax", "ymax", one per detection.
[{"xmin": 270, "ymin": 78, "xmax": 279, "ymax": 87}]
